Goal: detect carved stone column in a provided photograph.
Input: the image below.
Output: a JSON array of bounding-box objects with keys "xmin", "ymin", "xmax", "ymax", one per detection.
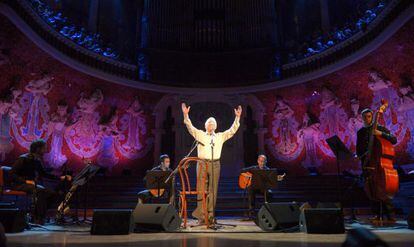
[
  {"xmin": 151, "ymin": 110, "xmax": 165, "ymax": 162},
  {"xmin": 151, "ymin": 128, "xmax": 165, "ymax": 162},
  {"xmin": 153, "ymin": 95, "xmax": 179, "ymax": 162},
  {"xmin": 244, "ymin": 94, "xmax": 267, "ymax": 154},
  {"xmin": 256, "ymin": 127, "xmax": 268, "ymax": 153}
]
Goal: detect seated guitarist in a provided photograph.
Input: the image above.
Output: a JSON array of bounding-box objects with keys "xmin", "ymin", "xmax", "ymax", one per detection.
[
  {"xmin": 137, "ymin": 154, "xmax": 173, "ymax": 204},
  {"xmin": 241, "ymin": 154, "xmax": 285, "ymax": 216}
]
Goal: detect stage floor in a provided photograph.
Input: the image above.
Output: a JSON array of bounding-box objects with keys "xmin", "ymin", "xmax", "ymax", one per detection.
[{"xmin": 5, "ymin": 218, "xmax": 414, "ymax": 247}]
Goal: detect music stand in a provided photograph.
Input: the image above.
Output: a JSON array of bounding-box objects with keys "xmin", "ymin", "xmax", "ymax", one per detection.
[
  {"xmin": 73, "ymin": 164, "xmax": 100, "ymax": 187},
  {"xmin": 145, "ymin": 170, "xmax": 172, "ymax": 199},
  {"xmin": 326, "ymin": 135, "xmax": 353, "ymax": 161},
  {"xmin": 250, "ymin": 169, "xmax": 279, "ymax": 203},
  {"xmin": 326, "ymin": 135, "xmax": 353, "ymax": 218},
  {"xmin": 72, "ymin": 164, "xmax": 100, "ymax": 224}
]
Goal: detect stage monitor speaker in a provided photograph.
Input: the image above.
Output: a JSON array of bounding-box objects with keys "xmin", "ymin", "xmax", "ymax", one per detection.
[
  {"xmin": 342, "ymin": 227, "xmax": 389, "ymax": 247},
  {"xmin": 256, "ymin": 202, "xmax": 301, "ymax": 231},
  {"xmin": 408, "ymin": 208, "xmax": 414, "ymax": 230},
  {"xmin": 91, "ymin": 209, "xmax": 132, "ymax": 235},
  {"xmin": 300, "ymin": 208, "xmax": 345, "ymax": 234},
  {"xmin": 132, "ymin": 204, "xmax": 181, "ymax": 232},
  {"xmin": 0, "ymin": 208, "xmax": 26, "ymax": 233}
]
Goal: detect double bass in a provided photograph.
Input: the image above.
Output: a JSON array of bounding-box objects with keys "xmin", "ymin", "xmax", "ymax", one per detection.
[{"xmin": 363, "ymin": 99, "xmax": 399, "ymax": 203}]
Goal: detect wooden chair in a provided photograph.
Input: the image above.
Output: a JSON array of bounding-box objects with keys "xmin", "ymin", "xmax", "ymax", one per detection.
[{"xmin": 177, "ymin": 157, "xmax": 209, "ymax": 229}]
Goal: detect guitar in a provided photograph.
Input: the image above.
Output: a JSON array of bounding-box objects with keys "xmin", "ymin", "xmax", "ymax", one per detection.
[
  {"xmin": 239, "ymin": 172, "xmax": 252, "ymax": 189},
  {"xmin": 149, "ymin": 189, "xmax": 165, "ymax": 197}
]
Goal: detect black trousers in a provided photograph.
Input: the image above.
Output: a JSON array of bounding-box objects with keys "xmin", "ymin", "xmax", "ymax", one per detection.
[
  {"xmin": 12, "ymin": 183, "xmax": 57, "ymax": 221},
  {"xmin": 248, "ymin": 188, "xmax": 273, "ymax": 211}
]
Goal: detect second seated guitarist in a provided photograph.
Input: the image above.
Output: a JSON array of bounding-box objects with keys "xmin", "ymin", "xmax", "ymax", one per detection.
[
  {"xmin": 137, "ymin": 154, "xmax": 173, "ymax": 204},
  {"xmin": 241, "ymin": 154, "xmax": 285, "ymax": 217}
]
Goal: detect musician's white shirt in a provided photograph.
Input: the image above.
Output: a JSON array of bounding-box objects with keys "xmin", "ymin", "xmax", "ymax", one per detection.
[{"xmin": 183, "ymin": 116, "xmax": 240, "ymax": 160}]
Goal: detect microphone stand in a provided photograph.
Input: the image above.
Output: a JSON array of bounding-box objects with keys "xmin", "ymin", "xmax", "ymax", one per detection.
[{"xmin": 209, "ymin": 136, "xmax": 236, "ymax": 230}]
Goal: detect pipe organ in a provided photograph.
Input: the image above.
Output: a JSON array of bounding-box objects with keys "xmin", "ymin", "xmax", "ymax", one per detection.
[{"xmin": 140, "ymin": 0, "xmax": 278, "ymax": 51}]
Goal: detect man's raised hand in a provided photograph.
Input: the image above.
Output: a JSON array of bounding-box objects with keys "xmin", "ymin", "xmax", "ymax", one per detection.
[
  {"xmin": 181, "ymin": 102, "xmax": 190, "ymax": 115},
  {"xmin": 234, "ymin": 105, "xmax": 242, "ymax": 117}
]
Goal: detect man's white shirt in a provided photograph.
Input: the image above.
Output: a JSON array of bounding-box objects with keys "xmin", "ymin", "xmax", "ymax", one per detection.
[{"xmin": 183, "ymin": 116, "xmax": 240, "ymax": 160}]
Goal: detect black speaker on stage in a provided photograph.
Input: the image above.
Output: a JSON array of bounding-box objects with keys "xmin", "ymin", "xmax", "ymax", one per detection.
[
  {"xmin": 91, "ymin": 209, "xmax": 132, "ymax": 235},
  {"xmin": 0, "ymin": 208, "xmax": 26, "ymax": 233},
  {"xmin": 132, "ymin": 204, "xmax": 181, "ymax": 232},
  {"xmin": 300, "ymin": 208, "xmax": 345, "ymax": 234},
  {"xmin": 342, "ymin": 227, "xmax": 389, "ymax": 247},
  {"xmin": 256, "ymin": 202, "xmax": 301, "ymax": 231},
  {"xmin": 408, "ymin": 208, "xmax": 414, "ymax": 230}
]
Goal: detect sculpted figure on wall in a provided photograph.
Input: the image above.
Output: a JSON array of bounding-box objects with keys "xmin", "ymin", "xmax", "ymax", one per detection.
[
  {"xmin": 44, "ymin": 100, "xmax": 69, "ymax": 168},
  {"xmin": 368, "ymin": 69, "xmax": 407, "ymax": 145},
  {"xmin": 11, "ymin": 74, "xmax": 52, "ymax": 149},
  {"xmin": 347, "ymin": 98, "xmax": 364, "ymax": 149},
  {"xmin": 0, "ymin": 88, "xmax": 21, "ymax": 161},
  {"xmin": 97, "ymin": 107, "xmax": 120, "ymax": 170},
  {"xmin": 298, "ymin": 112, "xmax": 321, "ymax": 168},
  {"xmin": 64, "ymin": 89, "xmax": 103, "ymax": 158},
  {"xmin": 398, "ymin": 82, "xmax": 414, "ymax": 158},
  {"xmin": 266, "ymin": 96, "xmax": 303, "ymax": 162},
  {"xmin": 317, "ymin": 87, "xmax": 351, "ymax": 157},
  {"xmin": 117, "ymin": 97, "xmax": 146, "ymax": 156}
]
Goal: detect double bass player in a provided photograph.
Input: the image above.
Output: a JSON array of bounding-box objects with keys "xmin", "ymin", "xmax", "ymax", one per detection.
[{"xmin": 356, "ymin": 106, "xmax": 398, "ymax": 222}]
